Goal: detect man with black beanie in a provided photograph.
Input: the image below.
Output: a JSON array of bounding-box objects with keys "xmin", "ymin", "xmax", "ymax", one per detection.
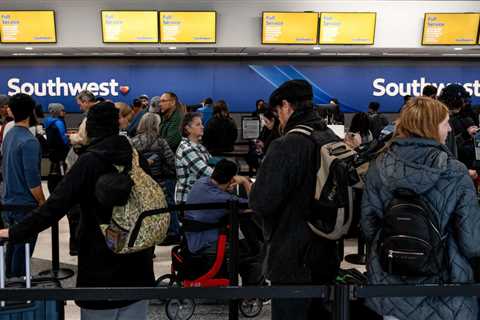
[
  {"xmin": 0, "ymin": 101, "xmax": 155, "ymax": 319},
  {"xmin": 250, "ymin": 80, "xmax": 341, "ymax": 320}
]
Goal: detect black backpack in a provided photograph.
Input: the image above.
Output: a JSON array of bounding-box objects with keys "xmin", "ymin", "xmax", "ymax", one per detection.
[{"xmin": 378, "ymin": 188, "xmax": 446, "ymax": 277}]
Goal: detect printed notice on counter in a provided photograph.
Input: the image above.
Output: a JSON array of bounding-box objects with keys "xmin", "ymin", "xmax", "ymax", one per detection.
[
  {"xmin": 422, "ymin": 13, "xmax": 479, "ymax": 45},
  {"xmin": 0, "ymin": 11, "xmax": 56, "ymax": 43},
  {"xmin": 242, "ymin": 117, "xmax": 260, "ymax": 140},
  {"xmin": 262, "ymin": 12, "xmax": 318, "ymax": 44},
  {"xmin": 101, "ymin": 11, "xmax": 158, "ymax": 43},
  {"xmin": 319, "ymin": 12, "xmax": 376, "ymax": 45},
  {"xmin": 159, "ymin": 11, "xmax": 216, "ymax": 43}
]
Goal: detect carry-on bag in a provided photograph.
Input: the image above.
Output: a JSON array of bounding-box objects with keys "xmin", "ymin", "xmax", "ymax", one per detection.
[{"xmin": 0, "ymin": 242, "xmax": 64, "ymax": 320}]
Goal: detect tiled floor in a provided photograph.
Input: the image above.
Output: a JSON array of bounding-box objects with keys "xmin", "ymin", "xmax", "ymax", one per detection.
[{"xmin": 30, "ymin": 183, "xmax": 365, "ymax": 319}]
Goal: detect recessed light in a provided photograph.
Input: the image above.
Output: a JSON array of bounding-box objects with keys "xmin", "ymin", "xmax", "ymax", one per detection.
[
  {"xmin": 25, "ymin": 47, "xmax": 33, "ymax": 50},
  {"xmin": 313, "ymin": 46, "xmax": 321, "ymax": 50},
  {"xmin": 454, "ymin": 47, "xmax": 463, "ymax": 51},
  {"xmin": 168, "ymin": 46, "xmax": 177, "ymax": 50}
]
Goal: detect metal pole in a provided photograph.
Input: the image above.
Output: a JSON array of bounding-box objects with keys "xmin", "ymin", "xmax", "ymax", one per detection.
[
  {"xmin": 332, "ymin": 285, "xmax": 350, "ymax": 320},
  {"xmin": 228, "ymin": 200, "xmax": 240, "ymax": 320}
]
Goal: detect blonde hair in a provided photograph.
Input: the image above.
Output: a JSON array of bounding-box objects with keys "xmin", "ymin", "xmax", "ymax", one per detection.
[
  {"xmin": 394, "ymin": 96, "xmax": 449, "ymax": 144},
  {"xmin": 114, "ymin": 102, "xmax": 133, "ymax": 122}
]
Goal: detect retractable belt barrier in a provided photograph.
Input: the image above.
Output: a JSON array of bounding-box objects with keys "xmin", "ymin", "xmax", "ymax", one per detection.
[{"xmin": 2, "ymin": 202, "xmax": 480, "ymax": 320}]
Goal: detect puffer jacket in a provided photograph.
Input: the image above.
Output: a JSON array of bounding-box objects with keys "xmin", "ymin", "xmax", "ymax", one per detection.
[{"xmin": 361, "ymin": 137, "xmax": 480, "ymax": 320}]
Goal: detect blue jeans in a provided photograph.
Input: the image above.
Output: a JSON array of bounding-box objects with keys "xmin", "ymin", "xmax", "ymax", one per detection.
[
  {"xmin": 2, "ymin": 211, "xmax": 37, "ymax": 278},
  {"xmin": 162, "ymin": 179, "xmax": 180, "ymax": 236}
]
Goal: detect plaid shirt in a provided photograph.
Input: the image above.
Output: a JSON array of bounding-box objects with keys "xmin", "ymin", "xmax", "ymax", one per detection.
[{"xmin": 175, "ymin": 138, "xmax": 213, "ymax": 203}]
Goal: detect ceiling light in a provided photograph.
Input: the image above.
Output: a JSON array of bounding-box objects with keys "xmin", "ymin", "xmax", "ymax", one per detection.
[
  {"xmin": 168, "ymin": 46, "xmax": 177, "ymax": 50},
  {"xmin": 313, "ymin": 46, "xmax": 321, "ymax": 50},
  {"xmin": 454, "ymin": 47, "xmax": 463, "ymax": 51},
  {"xmin": 25, "ymin": 47, "xmax": 33, "ymax": 50}
]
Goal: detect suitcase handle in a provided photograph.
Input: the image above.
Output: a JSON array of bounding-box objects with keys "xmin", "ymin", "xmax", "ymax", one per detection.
[{"xmin": 0, "ymin": 240, "xmax": 31, "ymax": 307}]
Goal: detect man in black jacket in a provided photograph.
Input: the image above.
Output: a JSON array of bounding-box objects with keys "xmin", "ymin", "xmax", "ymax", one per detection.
[
  {"xmin": 250, "ymin": 80, "xmax": 340, "ymax": 320},
  {"xmin": 0, "ymin": 102, "xmax": 154, "ymax": 319}
]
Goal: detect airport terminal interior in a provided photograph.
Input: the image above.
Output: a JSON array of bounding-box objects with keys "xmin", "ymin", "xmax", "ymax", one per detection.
[{"xmin": 0, "ymin": 0, "xmax": 480, "ymax": 319}]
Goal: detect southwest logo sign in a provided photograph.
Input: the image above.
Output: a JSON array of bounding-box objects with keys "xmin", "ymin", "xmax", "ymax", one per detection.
[
  {"xmin": 7, "ymin": 77, "xmax": 121, "ymax": 97},
  {"xmin": 119, "ymin": 86, "xmax": 130, "ymax": 95}
]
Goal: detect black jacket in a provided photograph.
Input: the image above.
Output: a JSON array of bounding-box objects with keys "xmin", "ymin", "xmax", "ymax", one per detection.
[
  {"xmin": 202, "ymin": 116, "xmax": 238, "ymax": 154},
  {"xmin": 250, "ymin": 109, "xmax": 340, "ymax": 283},
  {"xmin": 10, "ymin": 135, "xmax": 155, "ymax": 310}
]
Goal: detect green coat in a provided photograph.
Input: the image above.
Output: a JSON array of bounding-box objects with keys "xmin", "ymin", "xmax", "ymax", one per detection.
[{"xmin": 159, "ymin": 108, "xmax": 182, "ymax": 153}]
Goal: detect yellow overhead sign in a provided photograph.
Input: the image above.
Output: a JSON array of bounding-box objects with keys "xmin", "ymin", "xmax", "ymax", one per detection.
[
  {"xmin": 101, "ymin": 11, "xmax": 158, "ymax": 43},
  {"xmin": 422, "ymin": 13, "xmax": 479, "ymax": 45},
  {"xmin": 159, "ymin": 11, "xmax": 216, "ymax": 43},
  {"xmin": 262, "ymin": 12, "xmax": 318, "ymax": 44},
  {"xmin": 0, "ymin": 11, "xmax": 56, "ymax": 43},
  {"xmin": 319, "ymin": 12, "xmax": 376, "ymax": 45}
]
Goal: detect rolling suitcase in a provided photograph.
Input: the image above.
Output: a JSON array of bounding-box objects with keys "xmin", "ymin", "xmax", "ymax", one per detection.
[{"xmin": 0, "ymin": 243, "xmax": 64, "ymax": 320}]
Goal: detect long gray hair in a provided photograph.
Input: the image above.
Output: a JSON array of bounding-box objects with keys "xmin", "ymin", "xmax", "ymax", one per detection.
[{"xmin": 137, "ymin": 112, "xmax": 161, "ymax": 137}]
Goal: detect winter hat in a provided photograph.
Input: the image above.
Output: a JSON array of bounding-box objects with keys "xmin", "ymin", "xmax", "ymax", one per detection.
[
  {"xmin": 269, "ymin": 79, "xmax": 313, "ymax": 109},
  {"xmin": 86, "ymin": 101, "xmax": 119, "ymax": 139}
]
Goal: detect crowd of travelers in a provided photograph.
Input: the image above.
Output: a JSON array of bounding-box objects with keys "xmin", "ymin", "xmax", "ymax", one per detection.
[{"xmin": 0, "ymin": 79, "xmax": 478, "ymax": 320}]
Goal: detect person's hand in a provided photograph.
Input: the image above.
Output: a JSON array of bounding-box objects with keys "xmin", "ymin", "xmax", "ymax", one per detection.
[
  {"xmin": 468, "ymin": 169, "xmax": 478, "ymax": 180},
  {"xmin": 468, "ymin": 126, "xmax": 479, "ymax": 137},
  {"xmin": 344, "ymin": 132, "xmax": 362, "ymax": 149},
  {"xmin": 0, "ymin": 229, "xmax": 9, "ymax": 239}
]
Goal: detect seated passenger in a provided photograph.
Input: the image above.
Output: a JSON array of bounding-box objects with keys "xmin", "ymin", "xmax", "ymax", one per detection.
[
  {"xmin": 361, "ymin": 97, "xmax": 480, "ymax": 320},
  {"xmin": 185, "ymin": 159, "xmax": 263, "ymax": 285}
]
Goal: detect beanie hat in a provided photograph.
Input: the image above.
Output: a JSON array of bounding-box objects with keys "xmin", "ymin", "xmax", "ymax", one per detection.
[
  {"xmin": 439, "ymin": 84, "xmax": 469, "ymax": 110},
  {"xmin": 86, "ymin": 101, "xmax": 119, "ymax": 139},
  {"xmin": 269, "ymin": 79, "xmax": 313, "ymax": 109},
  {"xmin": 48, "ymin": 103, "xmax": 64, "ymax": 116}
]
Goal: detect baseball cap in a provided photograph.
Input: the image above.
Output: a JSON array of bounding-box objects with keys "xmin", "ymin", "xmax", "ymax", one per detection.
[{"xmin": 269, "ymin": 80, "xmax": 313, "ymax": 109}]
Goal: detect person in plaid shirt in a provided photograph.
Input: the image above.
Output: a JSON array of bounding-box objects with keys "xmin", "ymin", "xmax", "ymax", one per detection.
[{"xmin": 175, "ymin": 112, "xmax": 213, "ymax": 203}]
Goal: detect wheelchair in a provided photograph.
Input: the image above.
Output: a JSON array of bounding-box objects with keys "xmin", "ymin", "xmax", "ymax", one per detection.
[{"xmin": 157, "ymin": 219, "xmax": 263, "ymax": 320}]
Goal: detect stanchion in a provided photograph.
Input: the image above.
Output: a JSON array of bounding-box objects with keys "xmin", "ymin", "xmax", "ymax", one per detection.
[
  {"xmin": 40, "ymin": 164, "xmax": 74, "ymax": 280},
  {"xmin": 39, "ymin": 222, "xmax": 74, "ymax": 280},
  {"xmin": 228, "ymin": 200, "xmax": 240, "ymax": 320},
  {"xmin": 333, "ymin": 285, "xmax": 350, "ymax": 320}
]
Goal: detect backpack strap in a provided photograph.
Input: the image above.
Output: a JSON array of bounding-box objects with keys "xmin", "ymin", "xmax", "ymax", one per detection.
[{"xmin": 287, "ymin": 125, "xmax": 314, "ymax": 137}]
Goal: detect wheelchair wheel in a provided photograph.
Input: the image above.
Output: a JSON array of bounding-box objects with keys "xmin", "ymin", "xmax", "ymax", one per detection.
[
  {"xmin": 156, "ymin": 274, "xmax": 176, "ymax": 287},
  {"xmin": 166, "ymin": 298, "xmax": 196, "ymax": 320},
  {"xmin": 239, "ymin": 298, "xmax": 263, "ymax": 318},
  {"xmin": 151, "ymin": 274, "xmax": 176, "ymax": 305}
]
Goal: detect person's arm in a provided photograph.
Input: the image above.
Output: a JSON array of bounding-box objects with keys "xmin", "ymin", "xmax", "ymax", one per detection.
[
  {"xmin": 2, "ymin": 153, "xmax": 101, "ymax": 244},
  {"xmin": 249, "ymin": 137, "xmax": 302, "ymax": 217},
  {"xmin": 158, "ymin": 139, "xmax": 176, "ymax": 177},
  {"xmin": 30, "ymin": 186, "xmax": 45, "ymax": 206},
  {"xmin": 69, "ymin": 118, "xmax": 87, "ymax": 145},
  {"xmin": 451, "ymin": 172, "xmax": 480, "ymax": 258},
  {"xmin": 22, "ymin": 139, "xmax": 45, "ymax": 206},
  {"xmin": 163, "ymin": 111, "xmax": 182, "ymax": 151},
  {"xmin": 360, "ymin": 165, "xmax": 384, "ymax": 244},
  {"xmin": 55, "ymin": 119, "xmax": 69, "ymax": 145},
  {"xmin": 232, "ymin": 176, "xmax": 252, "ymax": 194},
  {"xmin": 183, "ymin": 146, "xmax": 213, "ymax": 178}
]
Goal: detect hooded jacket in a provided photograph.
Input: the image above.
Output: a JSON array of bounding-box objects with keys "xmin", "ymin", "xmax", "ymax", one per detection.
[
  {"xmin": 250, "ymin": 109, "xmax": 340, "ymax": 283},
  {"xmin": 361, "ymin": 137, "xmax": 480, "ymax": 320},
  {"xmin": 43, "ymin": 116, "xmax": 69, "ymax": 163},
  {"xmin": 9, "ymin": 135, "xmax": 155, "ymax": 310}
]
